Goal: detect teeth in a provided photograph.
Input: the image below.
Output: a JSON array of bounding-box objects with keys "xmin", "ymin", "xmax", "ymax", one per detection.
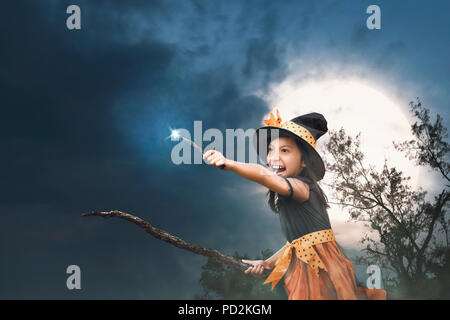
[{"xmin": 271, "ymin": 165, "xmax": 284, "ymax": 170}]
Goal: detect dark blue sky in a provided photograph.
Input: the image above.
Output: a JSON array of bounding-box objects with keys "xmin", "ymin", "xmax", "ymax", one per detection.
[{"xmin": 0, "ymin": 0, "xmax": 448, "ymax": 299}]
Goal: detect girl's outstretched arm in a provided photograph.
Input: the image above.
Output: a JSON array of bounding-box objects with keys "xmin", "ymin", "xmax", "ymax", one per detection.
[{"xmin": 203, "ymin": 150, "xmax": 309, "ymax": 202}]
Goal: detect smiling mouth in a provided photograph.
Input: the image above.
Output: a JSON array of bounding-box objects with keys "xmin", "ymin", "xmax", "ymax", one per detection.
[{"xmin": 271, "ymin": 165, "xmax": 286, "ymax": 175}]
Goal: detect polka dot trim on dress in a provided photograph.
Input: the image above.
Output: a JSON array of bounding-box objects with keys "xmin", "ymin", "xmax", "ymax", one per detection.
[{"xmin": 263, "ymin": 229, "xmax": 336, "ymax": 290}]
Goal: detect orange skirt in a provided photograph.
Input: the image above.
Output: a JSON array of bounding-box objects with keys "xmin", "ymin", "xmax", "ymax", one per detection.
[{"xmin": 283, "ymin": 241, "xmax": 386, "ymax": 300}]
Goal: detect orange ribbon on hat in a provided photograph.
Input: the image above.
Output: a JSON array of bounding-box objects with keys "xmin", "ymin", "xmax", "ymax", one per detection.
[{"xmin": 264, "ymin": 229, "xmax": 336, "ymax": 290}]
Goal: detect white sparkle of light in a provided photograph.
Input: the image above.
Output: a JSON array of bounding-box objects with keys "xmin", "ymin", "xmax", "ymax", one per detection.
[{"xmin": 170, "ymin": 130, "xmax": 180, "ymax": 141}]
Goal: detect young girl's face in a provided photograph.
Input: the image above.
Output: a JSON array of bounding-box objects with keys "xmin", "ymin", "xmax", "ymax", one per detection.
[{"xmin": 268, "ymin": 136, "xmax": 305, "ymax": 177}]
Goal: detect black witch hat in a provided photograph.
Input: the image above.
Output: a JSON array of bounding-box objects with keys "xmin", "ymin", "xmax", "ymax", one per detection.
[{"xmin": 253, "ymin": 110, "xmax": 328, "ymax": 180}]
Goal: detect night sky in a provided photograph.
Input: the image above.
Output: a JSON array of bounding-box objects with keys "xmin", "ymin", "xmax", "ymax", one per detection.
[{"xmin": 1, "ymin": 1, "xmax": 448, "ymax": 299}]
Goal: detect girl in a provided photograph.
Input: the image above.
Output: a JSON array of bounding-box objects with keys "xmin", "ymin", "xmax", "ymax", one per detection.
[{"xmin": 203, "ymin": 111, "xmax": 386, "ymax": 300}]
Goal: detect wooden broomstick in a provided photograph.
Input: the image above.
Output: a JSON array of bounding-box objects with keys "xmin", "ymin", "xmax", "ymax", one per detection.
[{"xmin": 82, "ymin": 210, "xmax": 270, "ymax": 278}]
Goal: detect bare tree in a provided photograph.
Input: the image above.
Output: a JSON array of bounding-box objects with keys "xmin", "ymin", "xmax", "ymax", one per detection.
[{"xmin": 324, "ymin": 99, "xmax": 449, "ymax": 298}]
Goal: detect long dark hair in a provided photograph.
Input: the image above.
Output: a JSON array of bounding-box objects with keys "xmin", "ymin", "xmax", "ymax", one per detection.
[{"xmin": 267, "ymin": 134, "xmax": 329, "ymax": 213}]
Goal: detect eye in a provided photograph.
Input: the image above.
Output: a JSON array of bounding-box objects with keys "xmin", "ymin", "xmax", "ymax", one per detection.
[{"xmin": 281, "ymin": 148, "xmax": 288, "ymax": 153}]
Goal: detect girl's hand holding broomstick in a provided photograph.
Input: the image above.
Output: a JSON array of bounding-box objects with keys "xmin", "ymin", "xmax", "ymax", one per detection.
[
  {"xmin": 241, "ymin": 259, "xmax": 273, "ymax": 275},
  {"xmin": 242, "ymin": 242, "xmax": 288, "ymax": 275}
]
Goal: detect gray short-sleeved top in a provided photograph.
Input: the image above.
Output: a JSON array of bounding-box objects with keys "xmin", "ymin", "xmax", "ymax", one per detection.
[{"xmin": 276, "ymin": 175, "xmax": 332, "ymax": 242}]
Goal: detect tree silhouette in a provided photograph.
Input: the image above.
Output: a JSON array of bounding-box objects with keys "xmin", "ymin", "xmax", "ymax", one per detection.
[
  {"xmin": 394, "ymin": 99, "xmax": 449, "ymax": 184},
  {"xmin": 324, "ymin": 99, "xmax": 449, "ymax": 299}
]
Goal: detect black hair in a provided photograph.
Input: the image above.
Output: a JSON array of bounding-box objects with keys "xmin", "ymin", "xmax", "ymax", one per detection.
[{"xmin": 266, "ymin": 133, "xmax": 329, "ymax": 213}]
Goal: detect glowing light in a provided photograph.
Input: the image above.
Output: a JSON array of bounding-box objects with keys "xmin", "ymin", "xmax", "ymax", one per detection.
[{"xmin": 170, "ymin": 130, "xmax": 180, "ymax": 141}]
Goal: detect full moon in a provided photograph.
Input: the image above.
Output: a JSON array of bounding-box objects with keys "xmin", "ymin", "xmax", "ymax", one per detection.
[{"xmin": 258, "ymin": 79, "xmax": 428, "ymax": 249}]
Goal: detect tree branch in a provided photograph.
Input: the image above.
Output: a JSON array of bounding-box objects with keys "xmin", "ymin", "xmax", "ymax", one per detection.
[
  {"xmin": 364, "ymin": 247, "xmax": 389, "ymax": 257},
  {"xmin": 419, "ymin": 190, "xmax": 450, "ymax": 253},
  {"xmin": 328, "ymin": 201, "xmax": 377, "ymax": 210},
  {"xmin": 82, "ymin": 210, "xmax": 270, "ymax": 278}
]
